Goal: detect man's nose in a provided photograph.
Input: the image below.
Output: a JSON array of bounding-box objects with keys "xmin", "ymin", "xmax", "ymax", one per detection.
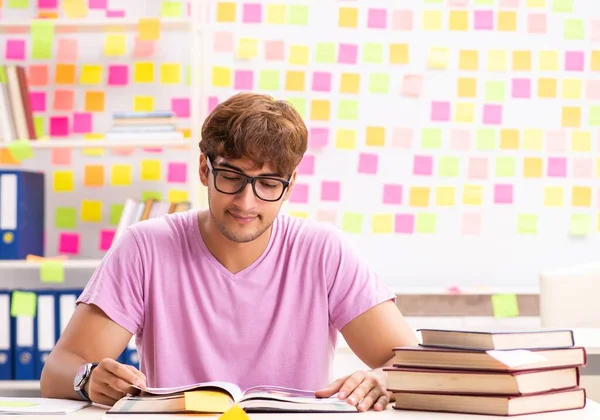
[{"xmin": 234, "ymin": 181, "xmax": 257, "ymax": 208}]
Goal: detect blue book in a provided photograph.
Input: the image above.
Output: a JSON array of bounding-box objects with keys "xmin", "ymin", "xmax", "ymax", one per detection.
[
  {"xmin": 11, "ymin": 290, "xmax": 37, "ymax": 380},
  {"xmin": 0, "ymin": 170, "xmax": 44, "ymax": 260},
  {"xmin": 35, "ymin": 290, "xmax": 58, "ymax": 380}
]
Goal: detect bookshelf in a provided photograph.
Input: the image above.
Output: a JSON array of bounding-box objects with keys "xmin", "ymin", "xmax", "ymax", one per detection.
[
  {"xmin": 0, "ymin": 136, "xmax": 191, "ymax": 149},
  {"xmin": 0, "ymin": 17, "xmax": 191, "ymax": 34}
]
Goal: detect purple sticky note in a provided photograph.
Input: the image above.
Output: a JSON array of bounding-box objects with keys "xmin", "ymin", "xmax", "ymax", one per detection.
[
  {"xmin": 468, "ymin": 157, "xmax": 488, "ymax": 179},
  {"xmin": 431, "ymin": 101, "xmax": 450, "ymax": 121},
  {"xmin": 527, "ymin": 13, "xmax": 547, "ymax": 34},
  {"xmin": 296, "ymin": 155, "xmax": 315, "ymax": 175},
  {"xmin": 547, "ymin": 157, "xmax": 567, "ymax": 177},
  {"xmin": 30, "ymin": 92, "xmax": 46, "ymax": 112},
  {"xmin": 50, "ymin": 116, "xmax": 70, "ymax": 137},
  {"xmin": 309, "ymin": 127, "xmax": 328, "ymax": 148},
  {"xmin": 99, "ymin": 230, "xmax": 115, "ymax": 251},
  {"xmin": 474, "ymin": 11, "xmax": 494, "ymax": 30},
  {"xmin": 383, "ymin": 184, "xmax": 402, "ymax": 204},
  {"xmin": 59, "ymin": 233, "xmax": 80, "ymax": 255},
  {"xmin": 290, "ymin": 183, "xmax": 309, "ymax": 203},
  {"xmin": 451, "ymin": 129, "xmax": 471, "ymax": 151},
  {"xmin": 392, "ymin": 127, "xmax": 413, "ymax": 148},
  {"xmin": 89, "ymin": 0, "xmax": 107, "ymax": 8},
  {"xmin": 395, "ymin": 214, "xmax": 414, "ymax": 234},
  {"xmin": 494, "ymin": 184, "xmax": 513, "ymax": 204},
  {"xmin": 358, "ymin": 153, "xmax": 378, "ymax": 174},
  {"xmin": 312, "ymin": 72, "xmax": 331, "ymax": 92},
  {"xmin": 338, "ymin": 43, "xmax": 358, "ymax": 64},
  {"xmin": 565, "ymin": 51, "xmax": 584, "ymax": 71},
  {"xmin": 573, "ymin": 158, "xmax": 593, "ymax": 179},
  {"xmin": 234, "ymin": 70, "xmax": 254, "ymax": 90},
  {"xmin": 72, "ymin": 112, "xmax": 92, "ymax": 133},
  {"xmin": 106, "ymin": 10, "xmax": 125, "ymax": 17},
  {"xmin": 171, "ymin": 98, "xmax": 190, "ymax": 118},
  {"xmin": 512, "ymin": 79, "xmax": 531, "ymax": 98},
  {"xmin": 38, "ymin": 0, "xmax": 58, "ymax": 7},
  {"xmin": 242, "ymin": 3, "xmax": 261, "ymax": 23},
  {"xmin": 167, "ymin": 162, "xmax": 187, "ymax": 183},
  {"xmin": 391, "ymin": 9, "xmax": 412, "ymax": 31},
  {"xmin": 546, "ymin": 130, "xmax": 566, "ymax": 152},
  {"xmin": 367, "ymin": 8, "xmax": 387, "ymax": 29},
  {"xmin": 413, "ymin": 155, "xmax": 433, "ymax": 176},
  {"xmin": 108, "ymin": 65, "xmax": 128, "ymax": 85},
  {"xmin": 6, "ymin": 39, "xmax": 25, "ymax": 60},
  {"xmin": 208, "ymin": 96, "xmax": 219, "ymax": 113},
  {"xmin": 483, "ymin": 104, "xmax": 502, "ymax": 125},
  {"xmin": 321, "ymin": 181, "xmax": 340, "ymax": 201}
]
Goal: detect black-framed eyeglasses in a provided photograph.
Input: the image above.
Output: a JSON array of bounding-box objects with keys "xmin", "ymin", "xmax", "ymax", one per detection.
[{"xmin": 206, "ymin": 156, "xmax": 291, "ymax": 202}]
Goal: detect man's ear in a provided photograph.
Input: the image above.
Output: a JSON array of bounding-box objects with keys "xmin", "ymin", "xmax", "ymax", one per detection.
[
  {"xmin": 199, "ymin": 154, "xmax": 209, "ymax": 187},
  {"xmin": 282, "ymin": 171, "xmax": 297, "ymax": 202}
]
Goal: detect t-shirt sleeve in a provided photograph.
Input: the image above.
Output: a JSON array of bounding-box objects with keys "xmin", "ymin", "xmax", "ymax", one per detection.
[
  {"xmin": 323, "ymin": 225, "xmax": 396, "ymax": 331},
  {"xmin": 76, "ymin": 228, "xmax": 145, "ymax": 336}
]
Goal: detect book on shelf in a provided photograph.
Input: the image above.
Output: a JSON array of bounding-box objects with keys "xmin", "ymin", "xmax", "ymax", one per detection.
[
  {"xmin": 0, "ymin": 65, "xmax": 36, "ymax": 143},
  {"xmin": 107, "ymin": 381, "xmax": 357, "ymax": 415},
  {"xmin": 106, "ymin": 110, "xmax": 181, "ymax": 140}
]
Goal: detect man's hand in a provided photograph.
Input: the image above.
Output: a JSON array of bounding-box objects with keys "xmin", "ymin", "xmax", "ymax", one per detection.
[
  {"xmin": 85, "ymin": 358, "xmax": 147, "ymax": 406},
  {"xmin": 315, "ymin": 370, "xmax": 390, "ymax": 412}
]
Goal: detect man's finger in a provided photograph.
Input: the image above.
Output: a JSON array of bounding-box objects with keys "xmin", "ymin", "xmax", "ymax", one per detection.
[
  {"xmin": 89, "ymin": 389, "xmax": 116, "ymax": 408},
  {"xmin": 106, "ymin": 373, "xmax": 139, "ymax": 395},
  {"xmin": 104, "ymin": 361, "xmax": 144, "ymax": 388},
  {"xmin": 345, "ymin": 376, "xmax": 372, "ymax": 406},
  {"xmin": 357, "ymin": 387, "xmax": 383, "ymax": 412},
  {"xmin": 124, "ymin": 365, "xmax": 147, "ymax": 386},
  {"xmin": 314, "ymin": 375, "xmax": 348, "ymax": 398},
  {"xmin": 338, "ymin": 371, "xmax": 366, "ymax": 400},
  {"xmin": 374, "ymin": 395, "xmax": 389, "ymax": 411}
]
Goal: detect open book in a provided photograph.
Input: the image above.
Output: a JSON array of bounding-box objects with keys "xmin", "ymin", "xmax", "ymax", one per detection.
[{"xmin": 107, "ymin": 381, "xmax": 358, "ymax": 414}]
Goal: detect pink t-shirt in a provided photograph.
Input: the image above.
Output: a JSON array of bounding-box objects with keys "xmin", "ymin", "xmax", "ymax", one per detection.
[{"xmin": 77, "ymin": 210, "xmax": 395, "ymax": 391}]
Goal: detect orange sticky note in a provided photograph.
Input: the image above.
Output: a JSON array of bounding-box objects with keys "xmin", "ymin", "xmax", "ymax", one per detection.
[
  {"xmin": 138, "ymin": 18, "xmax": 160, "ymax": 41},
  {"xmin": 84, "ymin": 91, "xmax": 105, "ymax": 112},
  {"xmin": 409, "ymin": 187, "xmax": 430, "ymax": 207},
  {"xmin": 84, "ymin": 165, "xmax": 104, "ymax": 187},
  {"xmin": 55, "ymin": 64, "xmax": 76, "ymax": 85}
]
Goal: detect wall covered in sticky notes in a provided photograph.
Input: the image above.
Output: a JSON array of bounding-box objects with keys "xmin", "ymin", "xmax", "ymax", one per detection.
[{"xmin": 207, "ymin": 0, "xmax": 599, "ymax": 289}]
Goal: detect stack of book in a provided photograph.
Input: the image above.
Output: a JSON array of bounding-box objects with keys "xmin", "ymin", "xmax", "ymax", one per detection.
[
  {"xmin": 0, "ymin": 65, "xmax": 36, "ymax": 142},
  {"xmin": 386, "ymin": 329, "xmax": 587, "ymax": 416},
  {"xmin": 106, "ymin": 110, "xmax": 182, "ymax": 140}
]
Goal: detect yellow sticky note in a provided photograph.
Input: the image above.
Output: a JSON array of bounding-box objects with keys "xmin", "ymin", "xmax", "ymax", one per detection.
[
  {"xmin": 423, "ymin": 10, "xmax": 442, "ymax": 30},
  {"xmin": 450, "ymin": 11, "xmax": 468, "ymax": 31},
  {"xmin": 84, "ymin": 91, "xmax": 104, "ymax": 112},
  {"xmin": 365, "ymin": 127, "xmax": 385, "ymax": 146},
  {"xmin": 0, "ymin": 401, "xmax": 37, "ymax": 408},
  {"xmin": 463, "ymin": 185, "xmax": 483, "ymax": 206},
  {"xmin": 168, "ymin": 190, "xmax": 188, "ymax": 203},
  {"xmin": 389, "ymin": 44, "xmax": 409, "ymax": 64},
  {"xmin": 522, "ymin": 129, "xmax": 543, "ymax": 151},
  {"xmin": 500, "ymin": 129, "xmax": 519, "ymax": 149},
  {"xmin": 61, "ymin": 0, "xmax": 87, "ymax": 18},
  {"xmin": 527, "ymin": 0, "xmax": 546, "ymax": 7},
  {"xmin": 134, "ymin": 62, "xmax": 155, "ymax": 83},
  {"xmin": 341, "ymin": 213, "xmax": 363, "ymax": 234},
  {"xmin": 524, "ymin": 157, "xmax": 543, "ymax": 178},
  {"xmin": 288, "ymin": 45, "xmax": 309, "ymax": 65},
  {"xmin": 570, "ymin": 215, "xmax": 591, "ymax": 236},
  {"xmin": 562, "ymin": 107, "xmax": 581, "ymax": 127},
  {"xmin": 138, "ymin": 18, "xmax": 160, "ymax": 41},
  {"xmin": 11, "ymin": 291, "xmax": 37, "ymax": 317},
  {"xmin": 459, "ymin": 50, "xmax": 479, "ymax": 71},
  {"xmin": 457, "ymin": 78, "xmax": 477, "ymax": 98},
  {"xmin": 562, "ymin": 79, "xmax": 582, "ymax": 99},
  {"xmin": 133, "ymin": 95, "xmax": 154, "ymax": 112},
  {"xmin": 266, "ymin": 4, "xmax": 286, "ymax": 24},
  {"xmin": 572, "ymin": 187, "xmax": 591, "ymax": 207},
  {"xmin": 111, "ymin": 165, "xmax": 132, "ymax": 186},
  {"xmin": 216, "ymin": 2, "xmax": 236, "ymax": 22},
  {"xmin": 236, "ymin": 38, "xmax": 258, "ymax": 59},
  {"xmin": 340, "ymin": 73, "xmax": 360, "ymax": 93},
  {"xmin": 288, "ymin": 211, "xmax": 309, "ymax": 219},
  {"xmin": 571, "ymin": 131, "xmax": 591, "ymax": 151},
  {"xmin": 512, "ymin": 51, "xmax": 532, "ymax": 71},
  {"xmin": 428, "ymin": 47, "xmax": 449, "ymax": 69},
  {"xmin": 217, "ymin": 405, "xmax": 250, "ymax": 420},
  {"xmin": 518, "ymin": 214, "xmax": 538, "ymax": 234},
  {"xmin": 212, "ymin": 67, "xmax": 232, "ymax": 87},
  {"xmin": 544, "ymin": 187, "xmax": 564, "ymax": 207},
  {"xmin": 53, "ymin": 170, "xmax": 74, "ymax": 192},
  {"xmin": 104, "ymin": 34, "xmax": 126, "ymax": 56},
  {"xmin": 487, "ymin": 50, "xmax": 507, "ymax": 71},
  {"xmin": 310, "ymin": 100, "xmax": 330, "ymax": 121},
  {"xmin": 436, "ymin": 187, "xmax": 455, "ymax": 206},
  {"xmin": 81, "ymin": 200, "xmax": 102, "ymax": 222},
  {"xmin": 538, "ymin": 50, "xmax": 558, "ymax": 71},
  {"xmin": 497, "ymin": 11, "xmax": 517, "ymax": 31},
  {"xmin": 80, "ymin": 65, "xmax": 102, "ymax": 85},
  {"xmin": 285, "ymin": 71, "xmax": 305, "ymax": 91},
  {"xmin": 592, "ymin": 51, "xmax": 600, "ymax": 71},
  {"xmin": 335, "ymin": 129, "xmax": 356, "ymax": 150},
  {"xmin": 141, "ymin": 160, "xmax": 161, "ymax": 181},
  {"xmin": 538, "ymin": 78, "xmax": 557, "ymax": 98},
  {"xmin": 409, "ymin": 187, "xmax": 430, "ymax": 207},
  {"xmin": 160, "ymin": 63, "xmax": 181, "ymax": 84},
  {"xmin": 82, "ymin": 133, "xmax": 104, "ymax": 157},
  {"xmin": 371, "ymin": 214, "xmax": 393, "ymax": 234},
  {"xmin": 491, "ymin": 294, "xmax": 519, "ymax": 318},
  {"xmin": 415, "ymin": 213, "xmax": 436, "ymax": 234},
  {"xmin": 40, "ymin": 260, "xmax": 65, "ymax": 283},
  {"xmin": 339, "ymin": 7, "xmax": 358, "ymax": 28},
  {"xmin": 7, "ymin": 139, "xmax": 33, "ymax": 161},
  {"xmin": 455, "ymin": 103, "xmax": 475, "ymax": 123}
]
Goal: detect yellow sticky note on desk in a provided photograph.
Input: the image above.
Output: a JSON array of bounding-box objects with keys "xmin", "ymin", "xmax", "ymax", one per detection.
[
  {"xmin": 40, "ymin": 260, "xmax": 65, "ymax": 283},
  {"xmin": 104, "ymin": 34, "xmax": 126, "ymax": 56},
  {"xmin": 236, "ymin": 38, "xmax": 258, "ymax": 59},
  {"xmin": 11, "ymin": 291, "xmax": 37, "ymax": 317},
  {"xmin": 138, "ymin": 18, "xmax": 160, "ymax": 41},
  {"xmin": 491, "ymin": 294, "xmax": 519, "ymax": 318},
  {"xmin": 185, "ymin": 390, "xmax": 234, "ymax": 414},
  {"xmin": 218, "ymin": 405, "xmax": 249, "ymax": 420}
]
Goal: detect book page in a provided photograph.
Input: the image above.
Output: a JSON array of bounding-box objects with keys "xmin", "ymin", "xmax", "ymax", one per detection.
[
  {"xmin": 141, "ymin": 381, "xmax": 242, "ymax": 401},
  {"xmin": 241, "ymin": 385, "xmax": 347, "ymax": 404}
]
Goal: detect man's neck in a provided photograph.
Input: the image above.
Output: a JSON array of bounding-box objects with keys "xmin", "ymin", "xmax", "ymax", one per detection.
[{"xmin": 197, "ymin": 210, "xmax": 272, "ymax": 274}]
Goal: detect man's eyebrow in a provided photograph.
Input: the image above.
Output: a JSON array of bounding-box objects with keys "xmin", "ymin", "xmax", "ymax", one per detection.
[{"xmin": 216, "ymin": 161, "xmax": 283, "ymax": 178}]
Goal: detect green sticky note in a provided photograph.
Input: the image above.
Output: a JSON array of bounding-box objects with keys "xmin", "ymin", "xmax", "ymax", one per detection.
[
  {"xmin": 160, "ymin": 1, "xmax": 183, "ymax": 17},
  {"xmin": 424, "ymin": 0, "xmax": 443, "ymax": 3},
  {"xmin": 0, "ymin": 401, "xmax": 38, "ymax": 408},
  {"xmin": 288, "ymin": 5, "xmax": 308, "ymax": 25},
  {"xmin": 342, "ymin": 213, "xmax": 363, "ymax": 233},
  {"xmin": 369, "ymin": 74, "xmax": 389, "ymax": 94},
  {"xmin": 564, "ymin": 19, "xmax": 584, "ymax": 40},
  {"xmin": 338, "ymin": 100, "xmax": 358, "ymax": 120},
  {"xmin": 421, "ymin": 128, "xmax": 442, "ymax": 149},
  {"xmin": 110, "ymin": 204, "xmax": 125, "ymax": 226},
  {"xmin": 8, "ymin": 0, "xmax": 29, "ymax": 9},
  {"xmin": 7, "ymin": 139, "xmax": 33, "ymax": 161},
  {"xmin": 474, "ymin": 0, "xmax": 494, "ymax": 4},
  {"xmin": 286, "ymin": 97, "xmax": 306, "ymax": 118},
  {"xmin": 588, "ymin": 106, "xmax": 600, "ymax": 126},
  {"xmin": 55, "ymin": 207, "xmax": 77, "ymax": 229},
  {"xmin": 258, "ymin": 70, "xmax": 280, "ymax": 91},
  {"xmin": 518, "ymin": 214, "xmax": 538, "ymax": 234},
  {"xmin": 142, "ymin": 191, "xmax": 162, "ymax": 201},
  {"xmin": 186, "ymin": 65, "xmax": 191, "ymax": 86},
  {"xmin": 491, "ymin": 294, "xmax": 519, "ymax": 318},
  {"xmin": 0, "ymin": 66, "xmax": 6, "ymax": 83},
  {"xmin": 439, "ymin": 157, "xmax": 460, "ymax": 177},
  {"xmin": 34, "ymin": 116, "xmax": 46, "ymax": 138},
  {"xmin": 40, "ymin": 260, "xmax": 65, "ymax": 284},
  {"xmin": 496, "ymin": 157, "xmax": 516, "ymax": 177},
  {"xmin": 485, "ymin": 81, "xmax": 505, "ymax": 102},
  {"xmin": 363, "ymin": 43, "xmax": 384, "ymax": 63},
  {"xmin": 476, "ymin": 129, "xmax": 497, "ymax": 151},
  {"xmin": 31, "ymin": 20, "xmax": 54, "ymax": 60},
  {"xmin": 570, "ymin": 214, "xmax": 591, "ymax": 236},
  {"xmin": 10, "ymin": 291, "xmax": 36, "ymax": 317},
  {"xmin": 315, "ymin": 43, "xmax": 335, "ymax": 64},
  {"xmin": 416, "ymin": 213, "xmax": 437, "ymax": 234},
  {"xmin": 553, "ymin": 0, "xmax": 573, "ymax": 12}
]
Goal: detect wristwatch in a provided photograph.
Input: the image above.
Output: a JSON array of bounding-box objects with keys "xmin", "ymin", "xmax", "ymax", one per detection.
[{"xmin": 74, "ymin": 362, "xmax": 98, "ymax": 402}]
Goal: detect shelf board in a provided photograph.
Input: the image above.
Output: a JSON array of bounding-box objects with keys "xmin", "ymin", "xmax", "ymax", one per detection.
[
  {"xmin": 0, "ymin": 137, "xmax": 191, "ymax": 149},
  {"xmin": 0, "ymin": 259, "xmax": 101, "ymax": 269},
  {"xmin": 0, "ymin": 18, "xmax": 191, "ymax": 34}
]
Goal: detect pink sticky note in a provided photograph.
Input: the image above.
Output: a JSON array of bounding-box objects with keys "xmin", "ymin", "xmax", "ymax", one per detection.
[
  {"xmin": 474, "ymin": 11, "xmax": 494, "ymax": 30},
  {"xmin": 53, "ymin": 90, "xmax": 74, "ymax": 111},
  {"xmin": 321, "ymin": 181, "xmax": 340, "ymax": 201},
  {"xmin": 494, "ymin": 184, "xmax": 513, "ymax": 204},
  {"xmin": 89, "ymin": 0, "xmax": 107, "ymax": 8},
  {"xmin": 208, "ymin": 96, "xmax": 219, "ymax": 113},
  {"xmin": 592, "ymin": 20, "xmax": 600, "ymax": 42},
  {"xmin": 358, "ymin": 153, "xmax": 378, "ymax": 174},
  {"xmin": 265, "ymin": 40, "xmax": 284, "ymax": 60},
  {"xmin": 51, "ymin": 149, "xmax": 72, "ymax": 165},
  {"xmin": 234, "ymin": 70, "xmax": 253, "ymax": 90},
  {"xmin": 392, "ymin": 127, "xmax": 413, "ymax": 148},
  {"xmin": 99, "ymin": 230, "xmax": 115, "ymax": 251},
  {"xmin": 57, "ymin": 39, "xmax": 78, "ymax": 61},
  {"xmin": 59, "ymin": 233, "xmax": 80, "ymax": 255},
  {"xmin": 449, "ymin": 0, "xmax": 469, "ymax": 5},
  {"xmin": 312, "ymin": 72, "xmax": 331, "ymax": 92},
  {"xmin": 461, "ymin": 213, "xmax": 482, "ymax": 235},
  {"xmin": 451, "ymin": 129, "xmax": 471, "ymax": 151},
  {"xmin": 133, "ymin": 38, "xmax": 155, "ymax": 58},
  {"xmin": 50, "ymin": 116, "xmax": 69, "ymax": 137},
  {"xmin": 573, "ymin": 158, "xmax": 593, "ymax": 179},
  {"xmin": 483, "ymin": 104, "xmax": 502, "ymax": 124},
  {"xmin": 587, "ymin": 80, "xmax": 600, "ymax": 100},
  {"xmin": 391, "ymin": 9, "xmax": 412, "ymax": 31},
  {"xmin": 598, "ymin": 188, "xmax": 600, "ymax": 209},
  {"xmin": 27, "ymin": 64, "xmax": 49, "ymax": 86},
  {"xmin": 106, "ymin": 10, "xmax": 126, "ymax": 17},
  {"xmin": 468, "ymin": 157, "xmax": 488, "ymax": 179},
  {"xmin": 547, "ymin": 157, "xmax": 567, "ymax": 177},
  {"xmin": 565, "ymin": 51, "xmax": 584, "ymax": 71},
  {"xmin": 167, "ymin": 162, "xmax": 187, "ymax": 183},
  {"xmin": 546, "ymin": 130, "xmax": 566, "ymax": 152},
  {"xmin": 527, "ymin": 13, "xmax": 546, "ymax": 34},
  {"xmin": 383, "ymin": 184, "xmax": 402, "ymax": 204},
  {"xmin": 108, "ymin": 65, "xmax": 128, "ymax": 85},
  {"xmin": 401, "ymin": 75, "xmax": 423, "ymax": 97},
  {"xmin": 316, "ymin": 210, "xmax": 336, "ymax": 224},
  {"xmin": 431, "ymin": 101, "xmax": 450, "ymax": 121},
  {"xmin": 6, "ymin": 39, "xmax": 25, "ymax": 60},
  {"xmin": 30, "ymin": 92, "xmax": 46, "ymax": 112},
  {"xmin": 338, "ymin": 44, "xmax": 358, "ymax": 64},
  {"xmin": 214, "ymin": 32, "xmax": 234, "ymax": 53},
  {"xmin": 512, "ymin": 78, "xmax": 531, "ymax": 98},
  {"xmin": 499, "ymin": 0, "xmax": 520, "ymax": 7},
  {"xmin": 367, "ymin": 8, "xmax": 387, "ymax": 29},
  {"xmin": 242, "ymin": 3, "xmax": 261, "ymax": 23},
  {"xmin": 171, "ymin": 98, "xmax": 190, "ymax": 118},
  {"xmin": 73, "ymin": 112, "xmax": 92, "ymax": 133},
  {"xmin": 395, "ymin": 214, "xmax": 414, "ymax": 234},
  {"xmin": 296, "ymin": 155, "xmax": 315, "ymax": 175},
  {"xmin": 38, "ymin": 0, "xmax": 58, "ymax": 7},
  {"xmin": 413, "ymin": 155, "xmax": 433, "ymax": 176},
  {"xmin": 290, "ymin": 183, "xmax": 309, "ymax": 203},
  {"xmin": 309, "ymin": 127, "xmax": 329, "ymax": 148}
]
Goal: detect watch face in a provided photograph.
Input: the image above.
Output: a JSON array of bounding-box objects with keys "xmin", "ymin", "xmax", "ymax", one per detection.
[{"xmin": 74, "ymin": 364, "xmax": 87, "ymax": 388}]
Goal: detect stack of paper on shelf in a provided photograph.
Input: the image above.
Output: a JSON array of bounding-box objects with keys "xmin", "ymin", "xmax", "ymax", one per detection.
[{"xmin": 106, "ymin": 111, "xmax": 182, "ymax": 140}]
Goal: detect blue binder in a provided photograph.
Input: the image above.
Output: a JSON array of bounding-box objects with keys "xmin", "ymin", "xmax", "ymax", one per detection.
[
  {"xmin": 56, "ymin": 289, "xmax": 82, "ymax": 338},
  {"xmin": 0, "ymin": 290, "xmax": 12, "ymax": 380},
  {"xmin": 35, "ymin": 290, "xmax": 58, "ymax": 379},
  {"xmin": 11, "ymin": 290, "xmax": 37, "ymax": 380},
  {"xmin": 0, "ymin": 170, "xmax": 45, "ymax": 260}
]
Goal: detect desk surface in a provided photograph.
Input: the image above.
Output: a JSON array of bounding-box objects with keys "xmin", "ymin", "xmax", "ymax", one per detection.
[{"xmin": 7, "ymin": 400, "xmax": 600, "ymax": 420}]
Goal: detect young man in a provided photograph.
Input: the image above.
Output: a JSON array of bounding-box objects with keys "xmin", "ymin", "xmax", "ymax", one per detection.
[{"xmin": 40, "ymin": 93, "xmax": 418, "ymax": 412}]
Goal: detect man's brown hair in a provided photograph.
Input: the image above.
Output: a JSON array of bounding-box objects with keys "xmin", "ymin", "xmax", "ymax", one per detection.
[{"xmin": 199, "ymin": 93, "xmax": 308, "ymax": 177}]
